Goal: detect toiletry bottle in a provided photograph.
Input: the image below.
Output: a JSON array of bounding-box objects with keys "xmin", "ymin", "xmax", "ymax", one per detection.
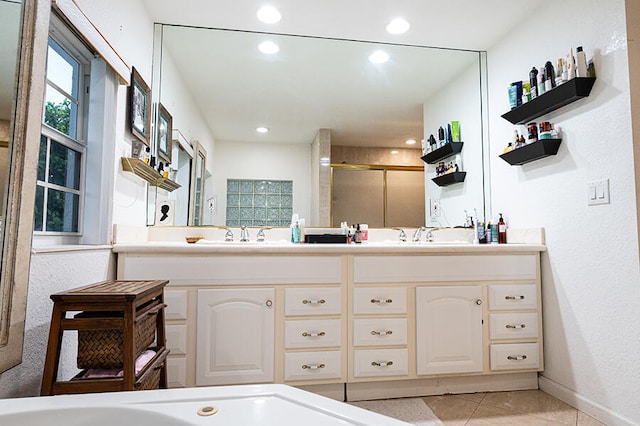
[
  {"xmin": 576, "ymin": 46, "xmax": 588, "ymax": 77},
  {"xmin": 157, "ymin": 161, "xmax": 164, "ymax": 175},
  {"xmin": 529, "ymin": 67, "xmax": 538, "ymax": 99},
  {"xmin": 355, "ymin": 224, "xmax": 362, "ymax": 243},
  {"xmin": 566, "ymin": 47, "xmax": 576, "ymax": 80},
  {"xmin": 537, "ymin": 70, "xmax": 545, "ymax": 95},
  {"xmin": 498, "ymin": 213, "xmax": 507, "ymax": 244},
  {"xmin": 477, "ymin": 220, "xmax": 485, "ymax": 244},
  {"xmin": 556, "ymin": 58, "xmax": 564, "ymax": 85},
  {"xmin": 143, "ymin": 147, "xmax": 151, "ymax": 164},
  {"xmin": 544, "ymin": 61, "xmax": 556, "ymax": 89},
  {"xmin": 361, "ymin": 224, "xmax": 368, "ymax": 242},
  {"xmin": 438, "ymin": 126, "xmax": 445, "ymax": 146},
  {"xmin": 490, "ymin": 222, "xmax": 499, "ymax": 244}
]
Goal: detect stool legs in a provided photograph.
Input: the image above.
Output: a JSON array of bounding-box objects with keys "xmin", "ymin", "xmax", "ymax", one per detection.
[{"xmin": 41, "ymin": 303, "xmax": 65, "ymax": 396}]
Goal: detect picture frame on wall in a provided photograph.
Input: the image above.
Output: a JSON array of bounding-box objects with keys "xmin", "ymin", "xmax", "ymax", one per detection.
[
  {"xmin": 157, "ymin": 103, "xmax": 172, "ymax": 164},
  {"xmin": 128, "ymin": 67, "xmax": 151, "ymax": 146}
]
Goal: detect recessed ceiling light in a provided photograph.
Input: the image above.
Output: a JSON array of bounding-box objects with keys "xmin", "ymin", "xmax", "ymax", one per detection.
[
  {"xmin": 256, "ymin": 127, "xmax": 269, "ymax": 133},
  {"xmin": 369, "ymin": 50, "xmax": 389, "ymax": 64},
  {"xmin": 405, "ymin": 139, "xmax": 417, "ymax": 145},
  {"xmin": 258, "ymin": 41, "xmax": 279, "ymax": 54},
  {"xmin": 257, "ymin": 6, "xmax": 281, "ymax": 24},
  {"xmin": 390, "ymin": 150, "xmax": 399, "ymax": 155},
  {"xmin": 386, "ymin": 18, "xmax": 410, "ymax": 35}
]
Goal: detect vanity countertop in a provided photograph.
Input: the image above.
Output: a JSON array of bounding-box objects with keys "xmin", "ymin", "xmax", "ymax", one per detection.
[{"xmin": 112, "ymin": 241, "xmax": 546, "ymax": 254}]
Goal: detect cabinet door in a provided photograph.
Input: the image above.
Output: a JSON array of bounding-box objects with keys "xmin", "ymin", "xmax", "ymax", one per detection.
[
  {"xmin": 196, "ymin": 288, "xmax": 274, "ymax": 385},
  {"xmin": 416, "ymin": 286, "xmax": 483, "ymax": 375}
]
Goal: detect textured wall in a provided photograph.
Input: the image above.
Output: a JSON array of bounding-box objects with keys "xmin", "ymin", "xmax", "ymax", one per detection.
[
  {"xmin": 487, "ymin": 0, "xmax": 640, "ymax": 423},
  {"xmin": 0, "ymin": 249, "xmax": 115, "ymax": 398}
]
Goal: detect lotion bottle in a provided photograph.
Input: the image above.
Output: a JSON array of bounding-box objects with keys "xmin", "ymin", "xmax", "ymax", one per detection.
[
  {"xmin": 498, "ymin": 213, "xmax": 507, "ymax": 244},
  {"xmin": 576, "ymin": 46, "xmax": 588, "ymax": 77}
]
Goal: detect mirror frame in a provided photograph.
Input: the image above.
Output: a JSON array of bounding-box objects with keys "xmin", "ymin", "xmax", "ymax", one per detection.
[{"xmin": 0, "ymin": 0, "xmax": 48, "ymax": 373}]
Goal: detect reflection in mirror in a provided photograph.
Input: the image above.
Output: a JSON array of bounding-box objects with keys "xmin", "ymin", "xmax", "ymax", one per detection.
[
  {"xmin": 0, "ymin": 0, "xmax": 23, "ymax": 341},
  {"xmin": 189, "ymin": 141, "xmax": 206, "ymax": 226},
  {"xmin": 170, "ymin": 129, "xmax": 193, "ymax": 226},
  {"xmin": 157, "ymin": 25, "xmax": 487, "ymax": 227}
]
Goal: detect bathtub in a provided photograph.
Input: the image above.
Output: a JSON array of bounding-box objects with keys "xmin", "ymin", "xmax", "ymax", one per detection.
[{"xmin": 0, "ymin": 384, "xmax": 410, "ymax": 425}]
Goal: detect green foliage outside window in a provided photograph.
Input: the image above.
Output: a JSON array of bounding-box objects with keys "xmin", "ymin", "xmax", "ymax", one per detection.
[{"xmin": 44, "ymin": 99, "xmax": 71, "ymax": 134}]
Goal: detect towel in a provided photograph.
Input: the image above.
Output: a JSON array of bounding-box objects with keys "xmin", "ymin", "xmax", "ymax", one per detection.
[{"xmin": 82, "ymin": 349, "xmax": 156, "ymax": 379}]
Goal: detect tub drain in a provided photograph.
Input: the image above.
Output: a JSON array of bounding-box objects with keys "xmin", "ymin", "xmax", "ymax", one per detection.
[{"xmin": 198, "ymin": 405, "xmax": 218, "ymax": 416}]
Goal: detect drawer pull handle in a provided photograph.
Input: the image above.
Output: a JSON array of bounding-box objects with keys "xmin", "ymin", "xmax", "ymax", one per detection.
[
  {"xmin": 507, "ymin": 355, "xmax": 528, "ymax": 361},
  {"xmin": 302, "ymin": 299, "xmax": 326, "ymax": 305},
  {"xmin": 370, "ymin": 298, "xmax": 393, "ymax": 304},
  {"xmin": 370, "ymin": 330, "xmax": 393, "ymax": 336},
  {"xmin": 302, "ymin": 363, "xmax": 325, "ymax": 370},
  {"xmin": 506, "ymin": 324, "xmax": 526, "ymax": 329},
  {"xmin": 505, "ymin": 295, "xmax": 525, "ymax": 300},
  {"xmin": 371, "ymin": 361, "xmax": 394, "ymax": 367},
  {"xmin": 302, "ymin": 331, "xmax": 326, "ymax": 338}
]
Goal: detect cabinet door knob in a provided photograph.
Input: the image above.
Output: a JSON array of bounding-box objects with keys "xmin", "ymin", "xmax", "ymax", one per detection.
[
  {"xmin": 265, "ymin": 299, "xmax": 273, "ymax": 307},
  {"xmin": 302, "ymin": 299, "xmax": 326, "ymax": 305},
  {"xmin": 475, "ymin": 299, "xmax": 483, "ymax": 305},
  {"xmin": 370, "ymin": 298, "xmax": 393, "ymax": 304},
  {"xmin": 371, "ymin": 361, "xmax": 393, "ymax": 367},
  {"xmin": 302, "ymin": 363, "xmax": 325, "ymax": 370}
]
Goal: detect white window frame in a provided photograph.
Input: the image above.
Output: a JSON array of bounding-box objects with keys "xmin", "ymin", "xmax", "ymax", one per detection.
[{"xmin": 32, "ymin": 12, "xmax": 116, "ymax": 247}]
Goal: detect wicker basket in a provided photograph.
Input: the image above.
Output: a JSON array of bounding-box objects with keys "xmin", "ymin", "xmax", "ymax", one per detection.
[
  {"xmin": 76, "ymin": 310, "xmax": 156, "ymax": 369},
  {"xmin": 135, "ymin": 366, "xmax": 162, "ymax": 390}
]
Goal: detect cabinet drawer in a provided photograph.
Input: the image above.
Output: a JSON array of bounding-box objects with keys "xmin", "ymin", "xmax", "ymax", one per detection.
[
  {"xmin": 490, "ymin": 343, "xmax": 540, "ymax": 371},
  {"xmin": 284, "ymin": 351, "xmax": 342, "ymax": 381},
  {"xmin": 488, "ymin": 284, "xmax": 537, "ymax": 310},
  {"xmin": 353, "ymin": 287, "xmax": 407, "ymax": 315},
  {"xmin": 353, "ymin": 318, "xmax": 407, "ymax": 346},
  {"xmin": 284, "ymin": 319, "xmax": 342, "ymax": 349},
  {"xmin": 284, "ymin": 287, "xmax": 341, "ymax": 316},
  {"xmin": 167, "ymin": 357, "xmax": 187, "ymax": 388},
  {"xmin": 165, "ymin": 289, "xmax": 188, "ymax": 320},
  {"xmin": 166, "ymin": 324, "xmax": 187, "ymax": 355},
  {"xmin": 353, "ymin": 348, "xmax": 408, "ymax": 378},
  {"xmin": 489, "ymin": 313, "xmax": 539, "ymax": 340}
]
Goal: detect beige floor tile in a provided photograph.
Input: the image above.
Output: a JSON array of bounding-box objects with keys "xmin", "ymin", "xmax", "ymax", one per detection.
[
  {"xmin": 480, "ymin": 390, "xmax": 577, "ymax": 424},
  {"xmin": 453, "ymin": 392, "xmax": 486, "ymax": 404},
  {"xmin": 467, "ymin": 404, "xmax": 563, "ymax": 425},
  {"xmin": 422, "ymin": 394, "xmax": 479, "ymax": 426},
  {"xmin": 578, "ymin": 411, "xmax": 607, "ymax": 426}
]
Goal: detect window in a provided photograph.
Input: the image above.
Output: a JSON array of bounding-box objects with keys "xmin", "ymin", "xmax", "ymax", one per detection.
[
  {"xmin": 33, "ymin": 13, "xmax": 116, "ymax": 245},
  {"xmin": 226, "ymin": 179, "xmax": 293, "ymax": 226}
]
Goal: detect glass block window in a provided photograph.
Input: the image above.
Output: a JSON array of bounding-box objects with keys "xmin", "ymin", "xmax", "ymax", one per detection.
[{"xmin": 226, "ymin": 179, "xmax": 293, "ymax": 227}]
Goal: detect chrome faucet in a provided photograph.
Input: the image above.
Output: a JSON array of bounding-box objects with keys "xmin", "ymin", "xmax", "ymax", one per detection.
[
  {"xmin": 412, "ymin": 226, "xmax": 427, "ymax": 242},
  {"xmin": 425, "ymin": 229, "xmax": 435, "ymax": 243},
  {"xmin": 393, "ymin": 227, "xmax": 407, "ymax": 242},
  {"xmin": 240, "ymin": 225, "xmax": 250, "ymax": 242},
  {"xmin": 256, "ymin": 228, "xmax": 266, "ymax": 242},
  {"xmin": 224, "ymin": 228, "xmax": 234, "ymax": 242}
]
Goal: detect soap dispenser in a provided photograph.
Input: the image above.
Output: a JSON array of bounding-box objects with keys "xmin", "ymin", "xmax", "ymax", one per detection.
[{"xmin": 498, "ymin": 213, "xmax": 507, "ymax": 244}]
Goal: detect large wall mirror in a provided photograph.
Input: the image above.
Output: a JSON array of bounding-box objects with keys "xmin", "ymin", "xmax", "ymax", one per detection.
[
  {"xmin": 1, "ymin": 0, "xmax": 44, "ymax": 372},
  {"xmin": 155, "ymin": 24, "xmax": 489, "ymax": 227}
]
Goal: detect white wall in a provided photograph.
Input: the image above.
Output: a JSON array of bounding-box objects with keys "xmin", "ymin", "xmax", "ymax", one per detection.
[
  {"xmin": 487, "ymin": 0, "xmax": 640, "ymax": 423},
  {"xmin": 211, "ymin": 140, "xmax": 312, "ymax": 225},
  {"xmin": 423, "ymin": 58, "xmax": 485, "ymax": 227}
]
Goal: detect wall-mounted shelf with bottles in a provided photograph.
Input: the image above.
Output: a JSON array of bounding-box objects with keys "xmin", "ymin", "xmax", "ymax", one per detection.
[
  {"xmin": 499, "ymin": 138, "xmax": 563, "ymax": 166},
  {"xmin": 501, "ymin": 77, "xmax": 596, "ymax": 125},
  {"xmin": 121, "ymin": 157, "xmax": 181, "ymax": 192},
  {"xmin": 421, "ymin": 142, "xmax": 464, "ymax": 164},
  {"xmin": 432, "ymin": 171, "xmax": 466, "ymax": 187}
]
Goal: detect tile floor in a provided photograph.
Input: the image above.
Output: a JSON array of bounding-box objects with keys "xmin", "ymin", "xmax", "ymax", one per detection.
[{"xmin": 422, "ymin": 390, "xmax": 606, "ymax": 425}]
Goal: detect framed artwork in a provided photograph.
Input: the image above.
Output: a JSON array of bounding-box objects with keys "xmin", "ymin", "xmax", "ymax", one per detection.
[
  {"xmin": 128, "ymin": 67, "xmax": 151, "ymax": 146},
  {"xmin": 157, "ymin": 103, "xmax": 172, "ymax": 164}
]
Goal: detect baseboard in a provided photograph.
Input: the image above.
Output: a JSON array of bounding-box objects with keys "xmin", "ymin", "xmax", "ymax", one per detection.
[
  {"xmin": 538, "ymin": 375, "xmax": 637, "ymax": 426},
  {"xmin": 346, "ymin": 373, "xmax": 538, "ymax": 401}
]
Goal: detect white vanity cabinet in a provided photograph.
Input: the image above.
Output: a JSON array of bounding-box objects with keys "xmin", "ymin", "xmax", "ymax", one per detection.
[
  {"xmin": 196, "ymin": 288, "xmax": 275, "ymax": 386},
  {"xmin": 416, "ymin": 286, "xmax": 483, "ymax": 375}
]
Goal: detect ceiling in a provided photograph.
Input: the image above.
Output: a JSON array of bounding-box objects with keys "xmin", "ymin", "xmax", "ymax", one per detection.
[{"xmin": 142, "ymin": 0, "xmax": 547, "ymax": 148}]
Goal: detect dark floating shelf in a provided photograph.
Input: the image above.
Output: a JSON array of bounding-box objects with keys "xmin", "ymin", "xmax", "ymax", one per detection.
[
  {"xmin": 421, "ymin": 142, "xmax": 464, "ymax": 164},
  {"xmin": 499, "ymin": 138, "xmax": 562, "ymax": 166},
  {"xmin": 501, "ymin": 77, "xmax": 596, "ymax": 125},
  {"xmin": 432, "ymin": 171, "xmax": 466, "ymax": 187}
]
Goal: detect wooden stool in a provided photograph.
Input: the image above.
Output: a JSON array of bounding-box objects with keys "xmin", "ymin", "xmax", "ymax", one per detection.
[{"xmin": 41, "ymin": 280, "xmax": 169, "ymax": 396}]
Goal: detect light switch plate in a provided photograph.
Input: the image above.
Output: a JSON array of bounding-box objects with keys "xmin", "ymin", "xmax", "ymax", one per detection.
[{"xmin": 588, "ymin": 179, "xmax": 610, "ymax": 206}]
